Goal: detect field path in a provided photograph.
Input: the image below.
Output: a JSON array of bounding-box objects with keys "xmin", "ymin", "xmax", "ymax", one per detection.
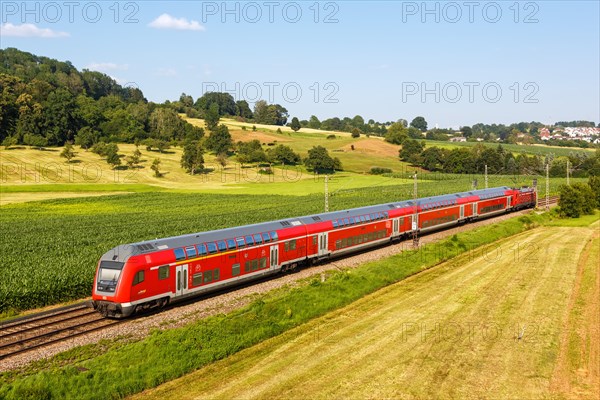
[{"xmin": 134, "ymin": 226, "xmax": 598, "ymax": 400}]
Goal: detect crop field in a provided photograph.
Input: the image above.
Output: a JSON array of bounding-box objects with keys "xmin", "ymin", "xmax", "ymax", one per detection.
[
  {"xmin": 136, "ymin": 221, "xmax": 600, "ymax": 400},
  {"xmin": 425, "ymin": 139, "xmax": 596, "ymax": 158}
]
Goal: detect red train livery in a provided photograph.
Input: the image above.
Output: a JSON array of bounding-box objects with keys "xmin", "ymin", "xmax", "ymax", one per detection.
[{"xmin": 92, "ymin": 186, "xmax": 536, "ymax": 317}]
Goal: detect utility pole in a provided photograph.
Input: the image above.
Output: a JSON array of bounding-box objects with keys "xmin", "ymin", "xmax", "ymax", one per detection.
[
  {"xmin": 566, "ymin": 160, "xmax": 570, "ymax": 186},
  {"xmin": 412, "ymin": 172, "xmax": 419, "ymax": 248},
  {"xmin": 324, "ymin": 175, "xmax": 329, "ymax": 212},
  {"xmin": 545, "ymin": 163, "xmax": 550, "ymax": 211},
  {"xmin": 485, "ymin": 164, "xmax": 488, "ymax": 189}
]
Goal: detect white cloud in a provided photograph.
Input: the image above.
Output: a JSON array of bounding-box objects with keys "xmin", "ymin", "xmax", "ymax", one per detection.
[
  {"xmin": 148, "ymin": 14, "xmax": 205, "ymax": 31},
  {"xmin": 0, "ymin": 23, "xmax": 69, "ymax": 38},
  {"xmin": 86, "ymin": 62, "xmax": 129, "ymax": 72}
]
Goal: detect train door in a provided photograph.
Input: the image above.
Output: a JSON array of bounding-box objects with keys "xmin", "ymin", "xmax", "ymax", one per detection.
[
  {"xmin": 392, "ymin": 218, "xmax": 400, "ymax": 236},
  {"xmin": 460, "ymin": 205, "xmax": 465, "ymax": 219},
  {"xmin": 410, "ymin": 214, "xmax": 418, "ymax": 231},
  {"xmin": 269, "ymin": 244, "xmax": 279, "ymax": 269},
  {"xmin": 175, "ymin": 264, "xmax": 189, "ymax": 297},
  {"xmin": 507, "ymin": 196, "xmax": 512, "ymax": 209},
  {"xmin": 318, "ymin": 232, "xmax": 328, "ymax": 256},
  {"xmin": 472, "ymin": 203, "xmax": 478, "ymax": 217}
]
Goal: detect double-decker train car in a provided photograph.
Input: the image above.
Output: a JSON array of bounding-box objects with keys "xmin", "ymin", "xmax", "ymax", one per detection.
[{"xmin": 92, "ymin": 186, "xmax": 536, "ymax": 318}]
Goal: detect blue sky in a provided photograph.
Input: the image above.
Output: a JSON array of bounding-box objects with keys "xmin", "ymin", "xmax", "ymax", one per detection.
[{"xmin": 1, "ymin": 1, "xmax": 598, "ymax": 128}]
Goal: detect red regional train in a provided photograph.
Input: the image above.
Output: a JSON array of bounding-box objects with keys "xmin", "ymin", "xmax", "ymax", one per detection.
[{"xmin": 92, "ymin": 186, "xmax": 536, "ymax": 318}]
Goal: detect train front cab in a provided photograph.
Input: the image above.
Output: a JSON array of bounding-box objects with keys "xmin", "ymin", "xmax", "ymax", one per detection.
[{"xmin": 92, "ymin": 260, "xmax": 136, "ymax": 318}]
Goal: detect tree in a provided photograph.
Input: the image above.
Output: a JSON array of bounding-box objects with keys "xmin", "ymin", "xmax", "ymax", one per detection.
[
  {"xmin": 151, "ymin": 158, "xmax": 162, "ymax": 177},
  {"xmin": 351, "ymin": 128, "xmax": 361, "ymax": 138},
  {"xmin": 236, "ymin": 140, "xmax": 267, "ymax": 164},
  {"xmin": 308, "ymin": 115, "xmax": 321, "ymax": 129},
  {"xmin": 304, "ymin": 145, "xmax": 342, "ymax": 173},
  {"xmin": 420, "ymin": 147, "xmax": 446, "ymax": 171},
  {"xmin": 410, "ymin": 116, "xmax": 428, "ymax": 132},
  {"xmin": 216, "ymin": 153, "xmax": 228, "ymax": 168},
  {"xmin": 204, "ymin": 102, "xmax": 220, "ymax": 132},
  {"xmin": 461, "ymin": 126, "xmax": 473, "ymax": 138},
  {"xmin": 267, "ymin": 145, "xmax": 301, "ymax": 165},
  {"xmin": 181, "ymin": 140, "xmax": 205, "ymax": 174},
  {"xmin": 125, "ymin": 147, "xmax": 142, "ymax": 168},
  {"xmin": 588, "ymin": 176, "xmax": 600, "ymax": 206},
  {"xmin": 558, "ymin": 184, "xmax": 584, "ymax": 218},
  {"xmin": 399, "ymin": 139, "xmax": 425, "ymax": 164},
  {"xmin": 235, "ymin": 100, "xmax": 253, "ymax": 119},
  {"xmin": 205, "ymin": 124, "xmax": 232, "ymax": 155},
  {"xmin": 75, "ymin": 127, "xmax": 99, "ymax": 149},
  {"xmin": 573, "ymin": 183, "xmax": 597, "ymax": 214},
  {"xmin": 60, "ymin": 142, "xmax": 75, "ymax": 162},
  {"xmin": 384, "ymin": 122, "xmax": 408, "ymax": 145},
  {"xmin": 290, "ymin": 117, "xmax": 301, "ymax": 132},
  {"xmin": 106, "ymin": 148, "xmax": 121, "ymax": 169}
]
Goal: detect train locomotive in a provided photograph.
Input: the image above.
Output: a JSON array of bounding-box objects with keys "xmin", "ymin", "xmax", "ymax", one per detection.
[{"xmin": 92, "ymin": 186, "xmax": 536, "ymax": 318}]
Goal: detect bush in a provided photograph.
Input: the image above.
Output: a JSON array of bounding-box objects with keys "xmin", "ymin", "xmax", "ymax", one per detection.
[
  {"xmin": 370, "ymin": 167, "xmax": 393, "ymax": 175},
  {"xmin": 326, "ymin": 134, "xmax": 336, "ymax": 140}
]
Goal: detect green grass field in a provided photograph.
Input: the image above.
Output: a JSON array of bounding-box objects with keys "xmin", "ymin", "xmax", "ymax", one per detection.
[{"xmin": 135, "ymin": 219, "xmax": 599, "ymax": 400}]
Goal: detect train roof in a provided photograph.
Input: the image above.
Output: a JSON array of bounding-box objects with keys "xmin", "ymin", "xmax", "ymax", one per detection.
[{"xmin": 102, "ymin": 186, "xmax": 513, "ymax": 262}]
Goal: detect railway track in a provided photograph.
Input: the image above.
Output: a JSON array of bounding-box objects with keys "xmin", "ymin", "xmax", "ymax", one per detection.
[
  {"xmin": 537, "ymin": 195, "xmax": 560, "ymax": 208},
  {"xmin": 0, "ymin": 302, "xmax": 121, "ymax": 360}
]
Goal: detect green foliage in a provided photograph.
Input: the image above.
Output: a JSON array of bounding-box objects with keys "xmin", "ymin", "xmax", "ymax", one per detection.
[
  {"xmin": 105, "ymin": 148, "xmax": 121, "ymax": 169},
  {"xmin": 326, "ymin": 134, "xmax": 336, "ymax": 139},
  {"xmin": 181, "ymin": 141, "xmax": 205, "ymax": 174},
  {"xmin": 558, "ymin": 183, "xmax": 597, "ymax": 218},
  {"xmin": 205, "ymin": 124, "xmax": 233, "ymax": 155},
  {"xmin": 151, "ymin": 158, "xmax": 162, "ymax": 177},
  {"xmin": 60, "ymin": 143, "xmax": 75, "ymax": 162},
  {"xmin": 290, "ymin": 117, "xmax": 301, "ymax": 132},
  {"xmin": 253, "ymin": 100, "xmax": 288, "ymax": 125},
  {"xmin": 588, "ymin": 176, "xmax": 600, "ymax": 205},
  {"xmin": 204, "ymin": 103, "xmax": 220, "ymax": 132},
  {"xmin": 370, "ymin": 167, "xmax": 393, "ymax": 175},
  {"xmin": 399, "ymin": 139, "xmax": 425, "ymax": 165},
  {"xmin": 74, "ymin": 127, "xmax": 99, "ymax": 149},
  {"xmin": 236, "ymin": 140, "xmax": 267, "ymax": 164},
  {"xmin": 384, "ymin": 122, "xmax": 408, "ymax": 145},
  {"xmin": 410, "ymin": 116, "xmax": 428, "ymax": 132},
  {"xmin": 351, "ymin": 128, "xmax": 361, "ymax": 138},
  {"xmin": 267, "ymin": 145, "xmax": 301, "ymax": 165},
  {"xmin": 304, "ymin": 146, "xmax": 342, "ymax": 173}
]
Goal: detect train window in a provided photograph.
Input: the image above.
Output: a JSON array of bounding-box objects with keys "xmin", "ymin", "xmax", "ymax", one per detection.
[
  {"xmin": 253, "ymin": 234, "xmax": 263, "ymax": 245},
  {"xmin": 359, "ymin": 215, "xmax": 366, "ymax": 223},
  {"xmin": 251, "ymin": 260, "xmax": 259, "ymax": 271},
  {"xmin": 349, "ymin": 217, "xmax": 355, "ymax": 225},
  {"xmin": 343, "ymin": 218, "xmax": 350, "ymax": 225},
  {"xmin": 207, "ymin": 243, "xmax": 218, "ymax": 254},
  {"xmin": 270, "ymin": 232, "xmax": 278, "ymax": 241},
  {"xmin": 245, "ymin": 235, "xmax": 254, "ymax": 246},
  {"xmin": 227, "ymin": 239, "xmax": 236, "ymax": 250},
  {"xmin": 365, "ymin": 214, "xmax": 371, "ymax": 222},
  {"xmin": 335, "ymin": 240, "xmax": 341, "ymax": 249},
  {"xmin": 232, "ymin": 263, "xmax": 240, "ymax": 276},
  {"xmin": 289, "ymin": 239, "xmax": 297, "ymax": 250},
  {"xmin": 158, "ymin": 265, "xmax": 169, "ymax": 280},
  {"xmin": 337, "ymin": 219, "xmax": 344, "ymax": 227},
  {"xmin": 284, "ymin": 242, "xmax": 289, "ymax": 251},
  {"xmin": 132, "ymin": 270, "xmax": 144, "ymax": 285},
  {"xmin": 341, "ymin": 238, "xmax": 347, "ymax": 248},
  {"xmin": 259, "ymin": 258, "xmax": 267, "ymax": 269},
  {"xmin": 217, "ymin": 241, "xmax": 227, "ymax": 252},
  {"xmin": 214, "ymin": 268, "xmax": 220, "ymax": 281},
  {"xmin": 236, "ymin": 237, "xmax": 245, "ymax": 248},
  {"xmin": 198, "ymin": 244, "xmax": 207, "ymax": 256},
  {"xmin": 185, "ymin": 246, "xmax": 197, "ymax": 258},
  {"xmin": 313, "ymin": 236, "xmax": 318, "ymax": 246},
  {"xmin": 204, "ymin": 270, "xmax": 213, "ymax": 283},
  {"xmin": 262, "ymin": 233, "xmax": 270, "ymax": 243},
  {"xmin": 332, "ymin": 220, "xmax": 338, "ymax": 228},
  {"xmin": 174, "ymin": 248, "xmax": 186, "ymax": 261},
  {"xmin": 244, "ymin": 261, "xmax": 250, "ymax": 272},
  {"xmin": 192, "ymin": 273, "xmax": 203, "ymax": 286}
]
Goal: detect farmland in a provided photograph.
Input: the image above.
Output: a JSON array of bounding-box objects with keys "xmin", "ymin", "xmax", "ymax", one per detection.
[{"xmin": 136, "ymin": 220, "xmax": 600, "ymax": 400}]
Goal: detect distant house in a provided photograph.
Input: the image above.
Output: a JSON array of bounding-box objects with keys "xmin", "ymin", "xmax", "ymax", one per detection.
[
  {"xmin": 449, "ymin": 136, "xmax": 467, "ymax": 142},
  {"xmin": 540, "ymin": 127, "xmax": 551, "ymax": 141}
]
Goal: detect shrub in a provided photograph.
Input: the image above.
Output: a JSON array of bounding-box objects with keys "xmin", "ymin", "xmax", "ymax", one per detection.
[{"xmin": 370, "ymin": 167, "xmax": 393, "ymax": 175}]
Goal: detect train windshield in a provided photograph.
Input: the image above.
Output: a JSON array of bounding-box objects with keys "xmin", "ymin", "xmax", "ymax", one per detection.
[{"xmin": 97, "ymin": 261, "xmax": 124, "ymax": 292}]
